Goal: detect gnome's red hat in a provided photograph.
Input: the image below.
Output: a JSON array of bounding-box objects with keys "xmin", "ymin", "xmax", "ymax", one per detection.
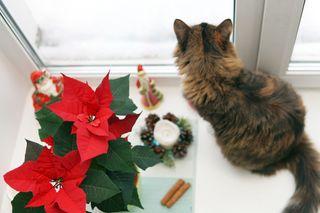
[
  {"xmin": 137, "ymin": 64, "xmax": 144, "ymax": 72},
  {"xmin": 137, "ymin": 64, "xmax": 145, "ymax": 77},
  {"xmin": 31, "ymin": 70, "xmax": 43, "ymax": 84}
]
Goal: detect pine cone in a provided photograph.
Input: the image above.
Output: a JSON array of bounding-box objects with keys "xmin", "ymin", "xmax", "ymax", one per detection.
[
  {"xmin": 145, "ymin": 114, "xmax": 160, "ymax": 130},
  {"xmin": 140, "ymin": 129, "xmax": 154, "ymax": 146},
  {"xmin": 172, "ymin": 144, "xmax": 188, "ymax": 158},
  {"xmin": 153, "ymin": 146, "xmax": 166, "ymax": 158},
  {"xmin": 163, "ymin": 113, "xmax": 178, "ymax": 123},
  {"xmin": 179, "ymin": 129, "xmax": 193, "ymax": 145}
]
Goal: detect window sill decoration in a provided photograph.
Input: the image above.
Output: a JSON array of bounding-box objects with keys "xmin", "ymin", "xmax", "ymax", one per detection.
[
  {"xmin": 31, "ymin": 70, "xmax": 63, "ymax": 111},
  {"xmin": 3, "ymin": 71, "xmax": 161, "ymax": 213},
  {"xmin": 136, "ymin": 64, "xmax": 164, "ymax": 110},
  {"xmin": 140, "ymin": 113, "xmax": 193, "ymax": 167}
]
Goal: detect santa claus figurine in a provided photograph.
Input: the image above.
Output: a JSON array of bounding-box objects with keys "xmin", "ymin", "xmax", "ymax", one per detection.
[
  {"xmin": 136, "ymin": 64, "xmax": 163, "ymax": 110},
  {"xmin": 30, "ymin": 70, "xmax": 63, "ymax": 111}
]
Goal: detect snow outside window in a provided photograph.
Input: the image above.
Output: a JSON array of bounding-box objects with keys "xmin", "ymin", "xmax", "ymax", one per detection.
[
  {"xmin": 291, "ymin": 0, "xmax": 320, "ymax": 63},
  {"xmin": 23, "ymin": 0, "xmax": 234, "ymax": 66}
]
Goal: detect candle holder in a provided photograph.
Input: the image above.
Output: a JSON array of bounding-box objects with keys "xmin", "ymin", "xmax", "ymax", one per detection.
[{"xmin": 140, "ymin": 113, "xmax": 194, "ymax": 167}]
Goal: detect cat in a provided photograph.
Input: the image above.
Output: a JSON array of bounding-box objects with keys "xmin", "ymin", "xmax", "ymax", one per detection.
[{"xmin": 173, "ymin": 19, "xmax": 320, "ymax": 213}]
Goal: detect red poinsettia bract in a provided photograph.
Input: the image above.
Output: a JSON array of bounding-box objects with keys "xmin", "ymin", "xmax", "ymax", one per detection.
[
  {"xmin": 4, "ymin": 149, "xmax": 90, "ymax": 213},
  {"xmin": 47, "ymin": 74, "xmax": 139, "ymax": 161},
  {"xmin": 42, "ymin": 136, "xmax": 54, "ymax": 147}
]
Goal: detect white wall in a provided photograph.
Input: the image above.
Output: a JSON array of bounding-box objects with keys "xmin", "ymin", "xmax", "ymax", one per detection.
[
  {"xmin": 0, "ymin": 15, "xmax": 35, "ymax": 207},
  {"xmin": 0, "ymin": 51, "xmax": 31, "ymax": 206}
]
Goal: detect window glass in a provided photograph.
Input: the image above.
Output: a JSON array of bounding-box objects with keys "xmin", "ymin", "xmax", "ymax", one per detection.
[
  {"xmin": 291, "ymin": 0, "xmax": 320, "ymax": 62},
  {"xmin": 21, "ymin": 0, "xmax": 234, "ymax": 66}
]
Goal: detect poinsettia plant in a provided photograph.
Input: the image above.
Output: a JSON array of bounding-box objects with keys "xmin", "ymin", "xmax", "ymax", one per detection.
[{"xmin": 4, "ymin": 73, "xmax": 161, "ymax": 213}]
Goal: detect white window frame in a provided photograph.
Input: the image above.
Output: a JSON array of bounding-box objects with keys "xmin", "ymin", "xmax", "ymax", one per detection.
[
  {"xmin": 0, "ymin": 1, "xmax": 42, "ymax": 72},
  {"xmin": 0, "ymin": 4, "xmax": 37, "ymax": 76},
  {"xmin": 256, "ymin": 0, "xmax": 320, "ymax": 88},
  {"xmin": 236, "ymin": 0, "xmax": 320, "ymax": 88},
  {"xmin": 2, "ymin": 0, "xmax": 39, "ymax": 46},
  {"xmin": 1, "ymin": 0, "xmax": 319, "ymax": 87}
]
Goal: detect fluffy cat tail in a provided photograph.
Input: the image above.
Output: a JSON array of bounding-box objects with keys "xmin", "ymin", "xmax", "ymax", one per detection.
[{"xmin": 283, "ymin": 135, "xmax": 320, "ymax": 213}]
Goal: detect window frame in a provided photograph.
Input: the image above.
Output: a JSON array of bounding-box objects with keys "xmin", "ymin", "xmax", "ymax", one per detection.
[
  {"xmin": 234, "ymin": 0, "xmax": 265, "ymax": 72},
  {"xmin": 0, "ymin": 1, "xmax": 43, "ymax": 71},
  {"xmin": 255, "ymin": 0, "xmax": 320, "ymax": 88},
  {"xmin": 1, "ymin": 0, "xmax": 319, "ymax": 87},
  {"xmin": 0, "ymin": 3, "xmax": 37, "ymax": 76}
]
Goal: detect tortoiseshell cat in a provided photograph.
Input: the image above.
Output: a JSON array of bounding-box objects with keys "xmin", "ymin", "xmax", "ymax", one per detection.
[{"xmin": 174, "ymin": 19, "xmax": 320, "ymax": 213}]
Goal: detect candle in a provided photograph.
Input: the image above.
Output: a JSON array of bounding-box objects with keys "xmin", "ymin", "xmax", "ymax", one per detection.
[{"xmin": 154, "ymin": 120, "xmax": 180, "ymax": 149}]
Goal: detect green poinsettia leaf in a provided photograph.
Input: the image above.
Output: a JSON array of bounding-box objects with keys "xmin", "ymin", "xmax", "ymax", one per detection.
[
  {"xmin": 110, "ymin": 75, "xmax": 130, "ymax": 99},
  {"xmin": 38, "ymin": 129, "xmax": 49, "ymax": 141},
  {"xmin": 46, "ymin": 96, "xmax": 61, "ymax": 105},
  {"xmin": 24, "ymin": 140, "xmax": 44, "ymax": 162},
  {"xmin": 132, "ymin": 146, "xmax": 161, "ymax": 170},
  {"xmin": 89, "ymin": 160, "xmax": 105, "ymax": 171},
  {"xmin": 53, "ymin": 122, "xmax": 77, "ymax": 157},
  {"xmin": 129, "ymin": 187, "xmax": 143, "ymax": 209},
  {"xmin": 107, "ymin": 171, "xmax": 135, "ymax": 205},
  {"xmin": 92, "ymin": 193, "xmax": 128, "ymax": 212},
  {"xmin": 111, "ymin": 98, "xmax": 137, "ymax": 115},
  {"xmin": 11, "ymin": 192, "xmax": 45, "ymax": 213},
  {"xmin": 35, "ymin": 107, "xmax": 63, "ymax": 138},
  {"xmin": 81, "ymin": 169, "xmax": 120, "ymax": 203},
  {"xmin": 95, "ymin": 139, "xmax": 136, "ymax": 173},
  {"xmin": 109, "ymin": 75, "xmax": 137, "ymax": 115}
]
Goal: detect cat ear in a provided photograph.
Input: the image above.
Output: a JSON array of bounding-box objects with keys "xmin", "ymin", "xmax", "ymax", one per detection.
[
  {"xmin": 216, "ymin": 19, "xmax": 233, "ymax": 41},
  {"xmin": 174, "ymin": 19, "xmax": 191, "ymax": 50}
]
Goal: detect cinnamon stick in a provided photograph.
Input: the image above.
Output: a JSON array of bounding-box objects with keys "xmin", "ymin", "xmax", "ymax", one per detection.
[
  {"xmin": 165, "ymin": 182, "xmax": 191, "ymax": 208},
  {"xmin": 161, "ymin": 179, "xmax": 185, "ymax": 206}
]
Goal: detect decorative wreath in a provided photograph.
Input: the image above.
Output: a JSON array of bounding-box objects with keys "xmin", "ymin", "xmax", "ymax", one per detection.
[{"xmin": 140, "ymin": 113, "xmax": 193, "ymax": 167}]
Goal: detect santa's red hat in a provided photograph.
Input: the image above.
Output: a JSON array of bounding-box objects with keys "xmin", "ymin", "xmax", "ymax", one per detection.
[
  {"xmin": 137, "ymin": 64, "xmax": 144, "ymax": 72},
  {"xmin": 31, "ymin": 70, "xmax": 44, "ymax": 84}
]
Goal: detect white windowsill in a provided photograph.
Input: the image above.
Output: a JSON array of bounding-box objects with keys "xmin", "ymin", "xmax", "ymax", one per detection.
[{"xmin": 1, "ymin": 77, "xmax": 320, "ymax": 213}]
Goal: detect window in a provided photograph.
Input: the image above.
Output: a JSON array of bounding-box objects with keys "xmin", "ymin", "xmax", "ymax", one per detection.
[
  {"xmin": 291, "ymin": 0, "xmax": 320, "ymax": 62},
  {"xmin": 1, "ymin": 0, "xmax": 320, "ymax": 86},
  {"xmin": 2, "ymin": 0, "xmax": 234, "ymax": 69},
  {"xmin": 288, "ymin": 0, "xmax": 320, "ymax": 74}
]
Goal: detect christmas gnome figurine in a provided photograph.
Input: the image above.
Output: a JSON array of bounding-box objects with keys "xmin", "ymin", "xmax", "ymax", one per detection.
[
  {"xmin": 31, "ymin": 70, "xmax": 63, "ymax": 111},
  {"xmin": 136, "ymin": 64, "xmax": 163, "ymax": 110}
]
